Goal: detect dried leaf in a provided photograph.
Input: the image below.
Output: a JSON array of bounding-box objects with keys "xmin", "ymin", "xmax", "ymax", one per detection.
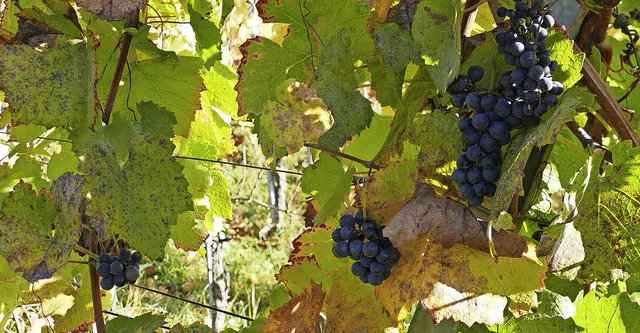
[
  {"xmin": 384, "ymin": 184, "xmax": 528, "ymax": 257},
  {"xmin": 76, "ymin": 0, "xmax": 145, "ymax": 21},
  {"xmin": 263, "ymin": 282, "xmax": 324, "ymax": 333}
]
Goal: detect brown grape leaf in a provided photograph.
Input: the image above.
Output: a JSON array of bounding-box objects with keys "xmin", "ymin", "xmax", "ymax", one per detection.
[
  {"xmin": 383, "ymin": 183, "xmax": 528, "ymax": 257},
  {"xmin": 375, "ymin": 234, "xmax": 546, "ymax": 326},
  {"xmin": 263, "ymin": 281, "xmax": 325, "ymax": 333},
  {"xmin": 76, "ymin": 0, "xmax": 145, "ymax": 21}
]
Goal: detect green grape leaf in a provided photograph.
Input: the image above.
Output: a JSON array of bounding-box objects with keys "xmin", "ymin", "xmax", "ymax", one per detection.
[
  {"xmin": 484, "ymin": 313, "xmax": 577, "ymax": 333},
  {"xmin": 460, "ymin": 33, "xmax": 508, "ymax": 92},
  {"xmin": 169, "ymin": 322, "xmax": 214, "ymax": 333},
  {"xmin": 0, "ymin": 255, "xmax": 28, "ymax": 317},
  {"xmin": 0, "ymin": 43, "xmax": 92, "ymax": 129},
  {"xmin": 573, "ymin": 141, "xmax": 640, "ymax": 280},
  {"xmin": 490, "ymin": 87, "xmax": 585, "ymax": 225},
  {"xmin": 311, "ymin": 32, "xmax": 374, "ymax": 149},
  {"xmin": 176, "ymin": 108, "xmax": 235, "ymax": 160},
  {"xmin": 261, "ymin": 79, "xmax": 333, "ymax": 154},
  {"xmin": 188, "ymin": 2, "xmax": 221, "ymax": 68},
  {"xmin": 47, "ymin": 143, "xmax": 79, "ymax": 181},
  {"xmin": 138, "ymin": 101, "xmax": 177, "ymax": 139},
  {"xmin": 411, "ymin": 0, "xmax": 462, "ymax": 92},
  {"xmin": 301, "ymin": 152, "xmax": 354, "ymax": 224},
  {"xmin": 201, "ymin": 62, "xmax": 239, "ymax": 119},
  {"xmin": 546, "ymin": 32, "xmax": 585, "ymax": 90},
  {"xmin": 8, "ymin": 124, "xmax": 46, "ymax": 143},
  {"xmin": 105, "ymin": 312, "xmax": 165, "ymax": 333},
  {"xmin": 362, "ymin": 159, "xmax": 418, "ymax": 223},
  {"xmin": 76, "ymin": 131, "xmax": 192, "ymax": 260},
  {"xmin": 343, "ymin": 114, "xmax": 393, "ymax": 170},
  {"xmin": 549, "ymin": 127, "xmax": 589, "ymax": 188},
  {"xmin": 574, "ymin": 292, "xmax": 640, "ymax": 331},
  {"xmin": 0, "ymin": 174, "xmax": 83, "ymax": 282},
  {"xmin": 171, "ymin": 211, "xmax": 204, "ymax": 251},
  {"xmin": 208, "ymin": 171, "xmax": 232, "ymax": 220},
  {"xmin": 235, "ymin": 0, "xmax": 371, "ymax": 116}
]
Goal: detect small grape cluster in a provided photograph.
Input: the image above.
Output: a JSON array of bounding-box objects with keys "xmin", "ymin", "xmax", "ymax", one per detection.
[
  {"xmin": 96, "ymin": 248, "xmax": 142, "ymax": 290},
  {"xmin": 331, "ymin": 212, "xmax": 399, "ymax": 286},
  {"xmin": 449, "ymin": 0, "xmax": 563, "ymax": 206}
]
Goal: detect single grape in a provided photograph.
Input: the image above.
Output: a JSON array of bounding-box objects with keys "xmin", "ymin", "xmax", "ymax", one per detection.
[
  {"xmin": 368, "ymin": 272, "xmax": 384, "ymax": 286},
  {"xmin": 538, "ymin": 54, "xmax": 551, "ymax": 67},
  {"xmin": 100, "ymin": 275, "xmax": 115, "ymax": 290},
  {"xmin": 118, "ymin": 248, "xmax": 131, "ymax": 263},
  {"xmin": 495, "ymin": 98, "xmax": 511, "ymax": 117},
  {"xmin": 480, "ymin": 94, "xmax": 497, "ymax": 111},
  {"xmin": 543, "ymin": 93, "xmax": 558, "ymax": 106},
  {"xmin": 110, "ymin": 261, "xmax": 124, "ymax": 275},
  {"xmin": 465, "ymin": 92, "xmax": 482, "ymax": 110},
  {"xmin": 125, "ymin": 265, "xmax": 140, "ymax": 283},
  {"xmin": 514, "ymin": 2, "xmax": 528, "ymax": 13},
  {"xmin": 99, "ymin": 253, "xmax": 112, "ymax": 263},
  {"xmin": 538, "ymin": 77, "xmax": 553, "ymax": 92},
  {"xmin": 510, "ymin": 42, "xmax": 525, "ymax": 56},
  {"xmin": 351, "ymin": 262, "xmax": 367, "ymax": 277},
  {"xmin": 97, "ymin": 263, "xmax": 111, "ymax": 278},
  {"xmin": 472, "ymin": 114, "xmax": 490, "ymax": 131},
  {"xmin": 451, "ymin": 94, "xmax": 465, "ymax": 108},
  {"xmin": 458, "ymin": 117, "xmax": 473, "ymax": 131},
  {"xmin": 114, "ymin": 274, "xmax": 127, "ymax": 287},
  {"xmin": 130, "ymin": 252, "xmax": 143, "ymax": 264},
  {"xmin": 451, "ymin": 169, "xmax": 468, "ymax": 184},
  {"xmin": 462, "ymin": 128, "xmax": 481, "ymax": 145},
  {"xmin": 383, "ymin": 270, "xmax": 391, "ymax": 280},
  {"xmin": 332, "ymin": 241, "xmax": 350, "ymax": 258},
  {"xmin": 376, "ymin": 248, "xmax": 391, "ymax": 264},
  {"xmin": 370, "ymin": 262, "xmax": 385, "ymax": 276},
  {"xmin": 340, "ymin": 225, "xmax": 357, "ymax": 241},
  {"xmin": 488, "ymin": 121, "xmax": 510, "ymax": 141},
  {"xmin": 482, "ymin": 168, "xmax": 501, "ymax": 183},
  {"xmin": 524, "ymin": 91, "xmax": 538, "ymax": 104},
  {"xmin": 467, "ymin": 195, "xmax": 484, "ymax": 206},
  {"xmin": 456, "ymin": 155, "xmax": 473, "ymax": 169},
  {"xmin": 485, "ymin": 183, "xmax": 497, "ymax": 197},
  {"xmin": 511, "ymin": 68, "xmax": 527, "ymax": 85},
  {"xmin": 479, "ymin": 153, "xmax": 500, "ymax": 169},
  {"xmin": 466, "ymin": 167, "xmax": 483, "ymax": 184},
  {"xmin": 496, "ymin": 7, "xmax": 508, "ymax": 18},
  {"xmin": 479, "ymin": 134, "xmax": 498, "ymax": 153},
  {"xmin": 363, "ymin": 227, "xmax": 381, "ymax": 241},
  {"xmin": 354, "ymin": 211, "xmax": 364, "ymax": 225},
  {"xmin": 362, "ymin": 242, "xmax": 379, "ymax": 258},
  {"xmin": 460, "ymin": 182, "xmax": 475, "ymax": 198},
  {"xmin": 504, "ymin": 86, "xmax": 519, "ymax": 101},
  {"xmin": 466, "ymin": 145, "xmax": 484, "ymax": 162},
  {"xmin": 339, "ymin": 214, "xmax": 356, "ymax": 228},
  {"xmin": 349, "ymin": 239, "xmax": 364, "ymax": 258},
  {"xmin": 467, "ymin": 65, "xmax": 484, "ymax": 83},
  {"xmin": 535, "ymin": 103, "xmax": 548, "ymax": 117},
  {"xmin": 331, "ymin": 228, "xmax": 342, "ymax": 242},
  {"xmin": 523, "ymin": 78, "xmax": 538, "ymax": 91},
  {"xmin": 542, "ymin": 14, "xmax": 555, "ymax": 28},
  {"xmin": 550, "ymin": 81, "xmax": 564, "ymax": 95},
  {"xmin": 360, "ymin": 256, "xmax": 374, "ymax": 267},
  {"xmin": 549, "ymin": 60, "xmax": 559, "ymax": 71},
  {"xmin": 359, "ymin": 274, "xmax": 369, "ymax": 284},
  {"xmin": 474, "ymin": 182, "xmax": 490, "ymax": 196}
]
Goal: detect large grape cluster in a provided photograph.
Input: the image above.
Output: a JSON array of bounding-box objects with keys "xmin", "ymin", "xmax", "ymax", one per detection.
[
  {"xmin": 449, "ymin": 0, "xmax": 563, "ymax": 206},
  {"xmin": 331, "ymin": 212, "xmax": 399, "ymax": 286},
  {"xmin": 96, "ymin": 248, "xmax": 142, "ymax": 290}
]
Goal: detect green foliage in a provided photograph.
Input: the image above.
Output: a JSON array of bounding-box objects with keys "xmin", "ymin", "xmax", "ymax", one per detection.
[{"xmin": 105, "ymin": 312, "xmax": 166, "ymax": 333}]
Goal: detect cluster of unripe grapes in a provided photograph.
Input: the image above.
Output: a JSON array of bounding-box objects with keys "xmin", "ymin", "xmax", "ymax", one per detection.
[
  {"xmin": 96, "ymin": 248, "xmax": 141, "ymax": 290},
  {"xmin": 331, "ymin": 211, "xmax": 399, "ymax": 286},
  {"xmin": 450, "ymin": 0, "xmax": 563, "ymax": 206}
]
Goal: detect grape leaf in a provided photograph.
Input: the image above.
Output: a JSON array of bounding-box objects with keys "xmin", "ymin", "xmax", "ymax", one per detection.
[
  {"xmin": 169, "ymin": 322, "xmax": 214, "ymax": 333},
  {"xmin": 0, "ymin": 43, "xmax": 92, "ymax": 129},
  {"xmin": 47, "ymin": 143, "xmax": 79, "ymax": 181},
  {"xmin": 546, "ymin": 32, "xmax": 585, "ymax": 90},
  {"xmin": 76, "ymin": 0, "xmax": 145, "ymax": 21},
  {"xmin": 263, "ymin": 281, "xmax": 324, "ymax": 333},
  {"xmin": 261, "ymin": 79, "xmax": 333, "ymax": 154},
  {"xmin": 138, "ymin": 101, "xmax": 177, "ymax": 139},
  {"xmin": 171, "ymin": 211, "xmax": 204, "ymax": 251},
  {"xmin": 574, "ymin": 292, "xmax": 640, "ymax": 332},
  {"xmin": 0, "ymin": 174, "xmax": 83, "ymax": 282},
  {"xmin": 105, "ymin": 312, "xmax": 165, "ymax": 333},
  {"xmin": 201, "ymin": 62, "xmax": 239, "ymax": 120},
  {"xmin": 311, "ymin": 32, "xmax": 374, "ymax": 149},
  {"xmin": 411, "ymin": 0, "xmax": 462, "ymax": 92},
  {"xmin": 0, "ymin": 255, "xmax": 28, "ymax": 319},
  {"xmin": 301, "ymin": 153, "xmax": 354, "ymax": 224},
  {"xmin": 549, "ymin": 127, "xmax": 589, "ymax": 188},
  {"xmin": 384, "ymin": 184, "xmax": 529, "ymax": 257},
  {"xmin": 490, "ymin": 87, "xmax": 585, "ymax": 226},
  {"xmin": 76, "ymin": 131, "xmax": 192, "ymax": 260},
  {"xmin": 8, "ymin": 124, "xmax": 45, "ymax": 143},
  {"xmin": 343, "ymin": 114, "xmax": 393, "ymax": 168},
  {"xmin": 573, "ymin": 141, "xmax": 640, "ymax": 280},
  {"xmin": 376, "ymin": 233, "xmax": 545, "ymax": 326},
  {"xmin": 188, "ymin": 2, "xmax": 221, "ymax": 68},
  {"xmin": 235, "ymin": 0, "xmax": 371, "ymax": 116}
]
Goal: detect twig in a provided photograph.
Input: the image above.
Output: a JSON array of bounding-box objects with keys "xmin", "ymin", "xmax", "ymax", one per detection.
[
  {"xmin": 304, "ymin": 143, "xmax": 380, "ymax": 169},
  {"xmin": 575, "ymin": 43, "xmax": 640, "ymax": 146},
  {"xmin": 175, "ymin": 156, "xmax": 302, "ymax": 176},
  {"xmin": 566, "ymin": 120, "xmax": 612, "ymax": 161},
  {"xmin": 102, "ymin": 11, "xmax": 139, "ymax": 125},
  {"xmin": 89, "ymin": 231, "xmax": 107, "ymax": 333}
]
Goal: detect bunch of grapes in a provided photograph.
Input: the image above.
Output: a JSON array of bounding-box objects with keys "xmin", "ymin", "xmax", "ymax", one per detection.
[
  {"xmin": 449, "ymin": 0, "xmax": 563, "ymax": 206},
  {"xmin": 96, "ymin": 248, "xmax": 142, "ymax": 290},
  {"xmin": 331, "ymin": 211, "xmax": 399, "ymax": 286}
]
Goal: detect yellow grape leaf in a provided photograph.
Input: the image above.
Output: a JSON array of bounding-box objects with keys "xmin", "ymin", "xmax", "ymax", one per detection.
[
  {"xmin": 264, "ymin": 281, "xmax": 325, "ymax": 333},
  {"xmin": 356, "ymin": 160, "xmax": 418, "ymax": 223},
  {"xmin": 276, "ymin": 254, "xmax": 328, "ymax": 296},
  {"xmin": 376, "ymin": 234, "xmax": 546, "ymax": 326},
  {"xmin": 261, "ymin": 79, "xmax": 334, "ymax": 153}
]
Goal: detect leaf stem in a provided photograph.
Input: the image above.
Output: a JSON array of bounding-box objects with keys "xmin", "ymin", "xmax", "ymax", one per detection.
[
  {"xmin": 304, "ymin": 143, "xmax": 380, "ymax": 170},
  {"xmin": 73, "ymin": 245, "xmax": 98, "ymax": 261},
  {"xmin": 102, "ymin": 11, "xmax": 139, "ymax": 125}
]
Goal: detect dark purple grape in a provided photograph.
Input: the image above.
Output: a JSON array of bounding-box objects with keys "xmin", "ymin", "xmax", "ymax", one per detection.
[
  {"xmin": 458, "ymin": 117, "xmax": 473, "ymax": 131},
  {"xmin": 538, "ymin": 77, "xmax": 553, "ymax": 91},
  {"xmin": 542, "ymin": 14, "xmax": 555, "ymax": 28},
  {"xmin": 360, "ymin": 256, "xmax": 373, "ymax": 267},
  {"xmin": 354, "ymin": 211, "xmax": 364, "ymax": 225},
  {"xmin": 465, "ymin": 92, "xmax": 482, "ymax": 110},
  {"xmin": 472, "ymin": 113, "xmax": 490, "ymax": 131},
  {"xmin": 468, "ymin": 65, "xmax": 485, "ymax": 83},
  {"xmin": 114, "ymin": 274, "xmax": 127, "ymax": 287},
  {"xmin": 451, "ymin": 94, "xmax": 465, "ymax": 108},
  {"xmin": 550, "ymin": 81, "xmax": 564, "ymax": 95},
  {"xmin": 511, "ymin": 68, "xmax": 527, "ymax": 84},
  {"xmin": 510, "ymin": 42, "xmax": 525, "ymax": 56},
  {"xmin": 351, "ymin": 262, "xmax": 367, "ymax": 276},
  {"xmin": 500, "ymin": 71, "xmax": 514, "ymax": 87},
  {"xmin": 359, "ymin": 273, "xmax": 369, "ymax": 283},
  {"xmin": 110, "ymin": 261, "xmax": 124, "ymax": 275},
  {"xmin": 349, "ymin": 239, "xmax": 364, "ymax": 258},
  {"xmin": 544, "ymin": 93, "xmax": 558, "ymax": 106},
  {"xmin": 514, "ymin": 2, "xmax": 528, "ymax": 12},
  {"xmin": 496, "ymin": 7, "xmax": 508, "ymax": 18},
  {"xmin": 99, "ymin": 253, "xmax": 112, "ymax": 263},
  {"xmin": 481, "ymin": 94, "xmax": 497, "ymax": 111},
  {"xmin": 118, "ymin": 248, "xmax": 131, "ymax": 263},
  {"xmin": 332, "ymin": 228, "xmax": 342, "ymax": 242},
  {"xmin": 467, "ymin": 167, "xmax": 483, "ymax": 184},
  {"xmin": 463, "ymin": 128, "xmax": 481, "ymax": 145},
  {"xmin": 376, "ymin": 248, "xmax": 391, "ymax": 264},
  {"xmin": 368, "ymin": 272, "xmax": 384, "ymax": 286},
  {"xmin": 370, "ymin": 262, "xmax": 385, "ymax": 276},
  {"xmin": 520, "ymin": 51, "xmax": 537, "ymax": 68},
  {"xmin": 528, "ymin": 65, "xmax": 545, "ymax": 80},
  {"xmin": 485, "ymin": 183, "xmax": 497, "ymax": 197},
  {"xmin": 452, "ymin": 169, "xmax": 468, "ymax": 184},
  {"xmin": 466, "ymin": 145, "xmax": 484, "ymax": 162},
  {"xmin": 479, "ymin": 153, "xmax": 500, "ymax": 168},
  {"xmin": 363, "ymin": 227, "xmax": 381, "ymax": 241},
  {"xmin": 340, "ymin": 226, "xmax": 357, "ymax": 241},
  {"xmin": 362, "ymin": 242, "xmax": 379, "ymax": 258},
  {"xmin": 449, "ymin": 76, "xmax": 472, "ymax": 93},
  {"xmin": 504, "ymin": 115, "xmax": 521, "ymax": 128},
  {"xmin": 460, "ymin": 183, "xmax": 475, "ymax": 198},
  {"xmin": 474, "ymin": 182, "xmax": 491, "ymax": 196},
  {"xmin": 332, "ymin": 241, "xmax": 350, "ymax": 258},
  {"xmin": 524, "ymin": 91, "xmax": 538, "ymax": 104},
  {"xmin": 488, "ymin": 121, "xmax": 510, "ymax": 141},
  {"xmin": 97, "ymin": 263, "xmax": 111, "ymax": 278},
  {"xmin": 479, "ymin": 134, "xmax": 498, "ymax": 153},
  {"xmin": 549, "ymin": 61, "xmax": 559, "ymax": 71},
  {"xmin": 467, "ymin": 195, "xmax": 484, "ymax": 206},
  {"xmin": 504, "ymin": 86, "xmax": 518, "ymax": 101},
  {"xmin": 495, "ymin": 98, "xmax": 511, "ymax": 117},
  {"xmin": 100, "ymin": 275, "xmax": 114, "ymax": 290},
  {"xmin": 457, "ymin": 155, "xmax": 473, "ymax": 169},
  {"xmin": 482, "ymin": 168, "xmax": 501, "ymax": 183},
  {"xmin": 339, "ymin": 214, "xmax": 356, "ymax": 228},
  {"xmin": 535, "ymin": 103, "xmax": 548, "ymax": 117},
  {"xmin": 125, "ymin": 265, "xmax": 139, "ymax": 283},
  {"xmin": 130, "ymin": 252, "xmax": 142, "ymax": 264}
]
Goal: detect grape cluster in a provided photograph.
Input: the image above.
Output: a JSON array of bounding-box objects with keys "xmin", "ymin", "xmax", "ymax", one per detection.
[
  {"xmin": 96, "ymin": 248, "xmax": 142, "ymax": 290},
  {"xmin": 331, "ymin": 212, "xmax": 399, "ymax": 286},
  {"xmin": 449, "ymin": 0, "xmax": 563, "ymax": 206}
]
